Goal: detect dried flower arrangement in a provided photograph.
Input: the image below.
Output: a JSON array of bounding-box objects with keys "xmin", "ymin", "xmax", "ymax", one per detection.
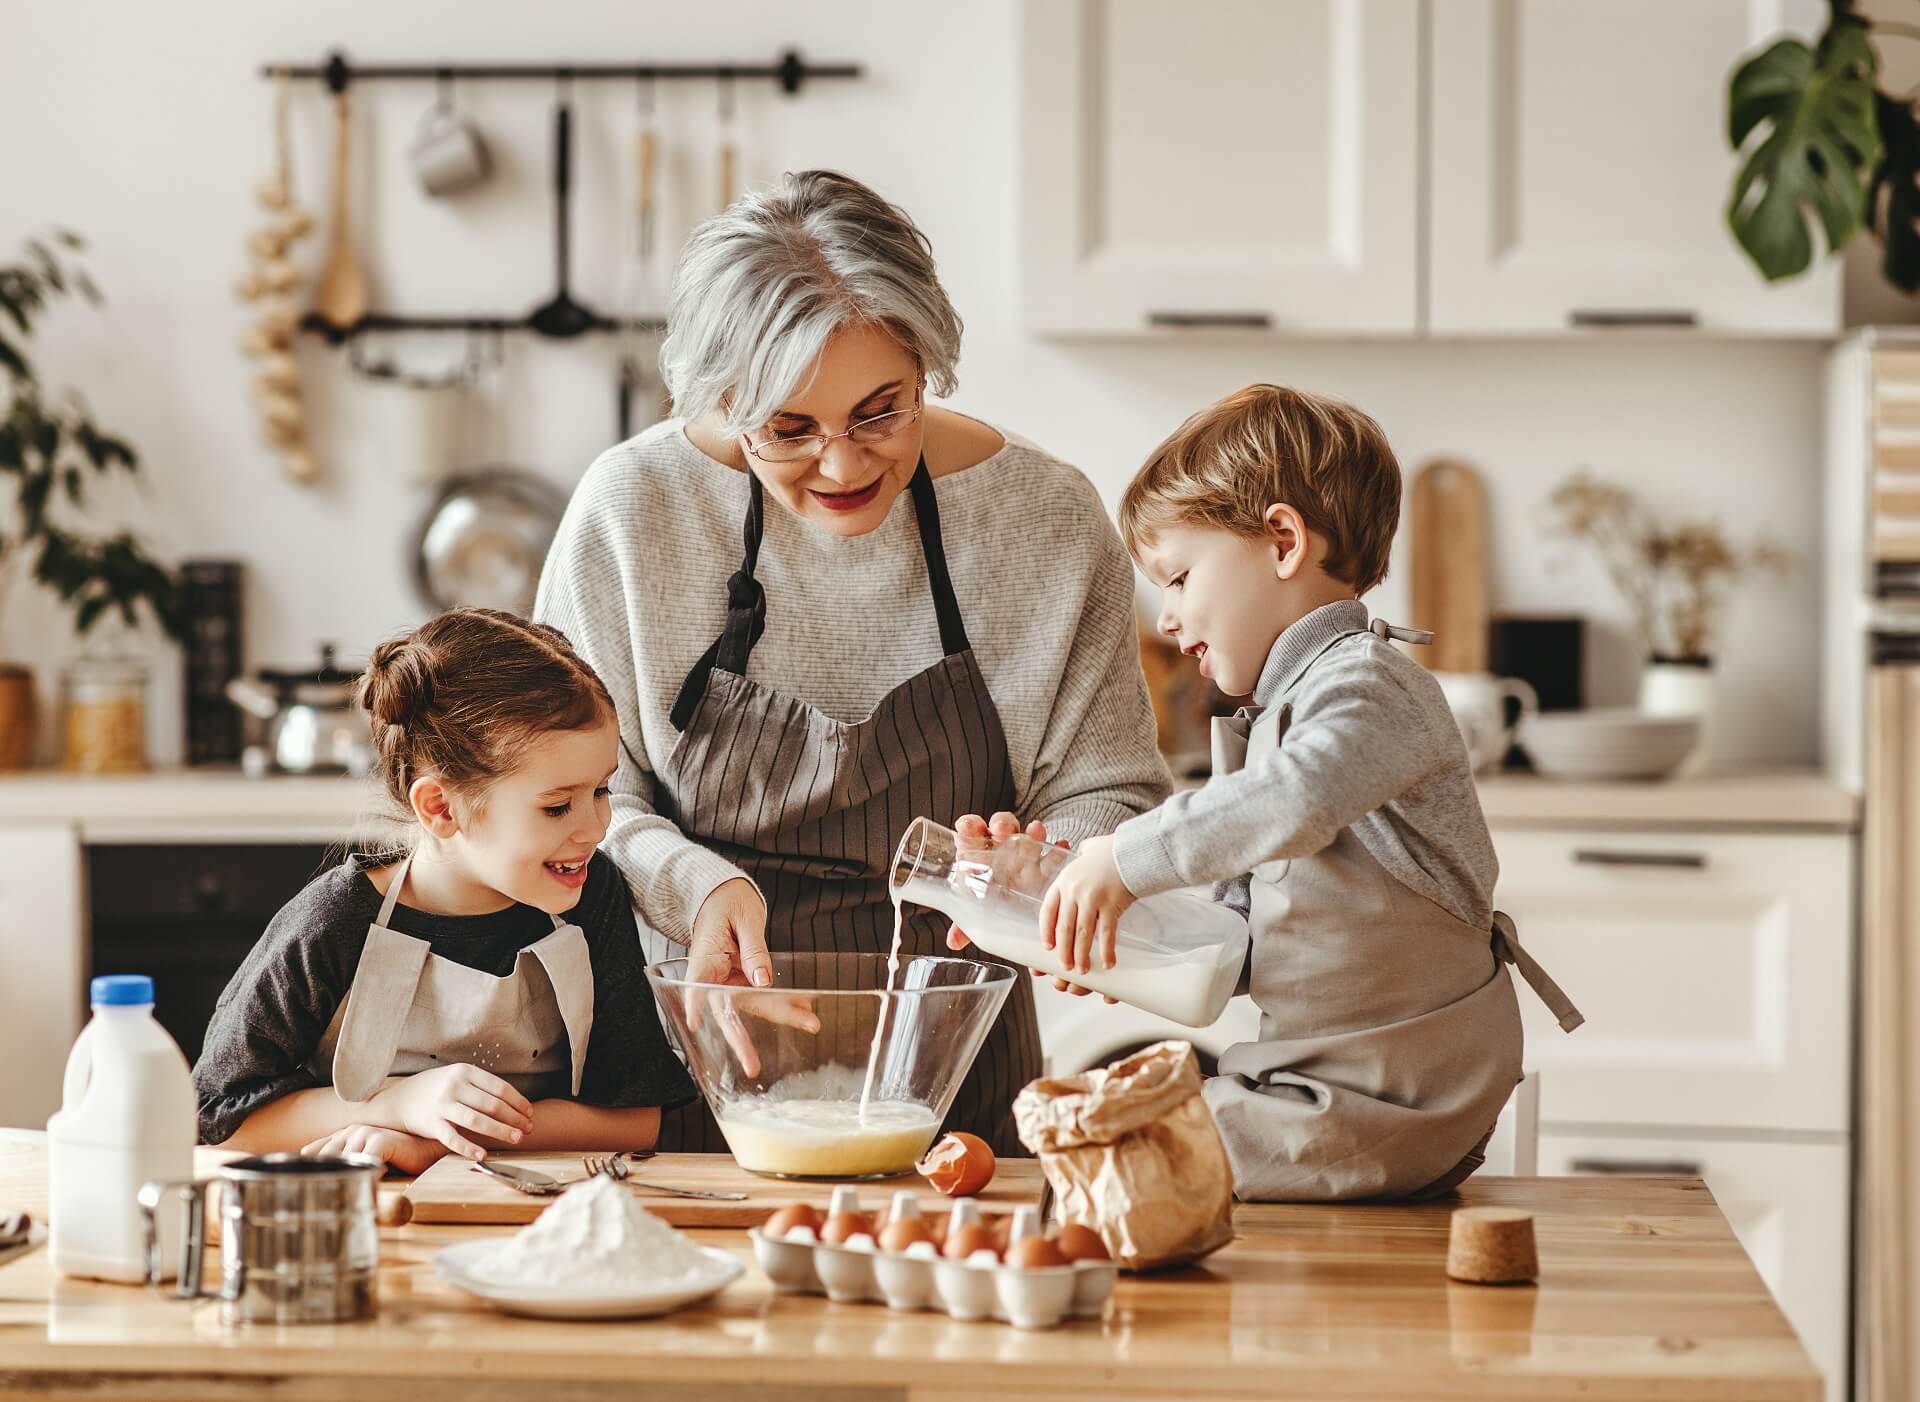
[{"xmin": 1545, "ymin": 472, "xmax": 1792, "ymax": 664}]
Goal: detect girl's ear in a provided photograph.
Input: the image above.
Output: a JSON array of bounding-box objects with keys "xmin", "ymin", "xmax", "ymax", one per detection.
[
  {"xmin": 408, "ymin": 776, "xmax": 460, "ymax": 839},
  {"xmin": 1263, "ymin": 502, "xmax": 1312, "ymax": 581}
]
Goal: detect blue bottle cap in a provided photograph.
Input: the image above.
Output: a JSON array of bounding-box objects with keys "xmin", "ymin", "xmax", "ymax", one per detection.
[{"xmin": 91, "ymin": 975, "xmax": 154, "ymax": 1006}]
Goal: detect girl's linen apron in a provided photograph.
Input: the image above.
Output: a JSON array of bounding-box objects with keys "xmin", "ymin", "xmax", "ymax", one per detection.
[{"xmin": 314, "ymin": 849, "xmax": 596, "ymax": 1104}]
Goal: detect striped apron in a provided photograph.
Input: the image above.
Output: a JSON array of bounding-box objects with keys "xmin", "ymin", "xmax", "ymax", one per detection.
[{"xmin": 650, "ymin": 458, "xmax": 1039, "ymax": 1156}]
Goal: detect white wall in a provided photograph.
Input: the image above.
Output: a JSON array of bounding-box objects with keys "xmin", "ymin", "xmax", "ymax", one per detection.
[{"xmin": 1, "ymin": 0, "xmax": 1824, "ymax": 768}]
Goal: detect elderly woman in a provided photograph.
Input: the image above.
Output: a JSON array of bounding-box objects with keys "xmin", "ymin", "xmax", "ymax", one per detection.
[{"xmin": 535, "ymin": 170, "xmax": 1168, "ymax": 1155}]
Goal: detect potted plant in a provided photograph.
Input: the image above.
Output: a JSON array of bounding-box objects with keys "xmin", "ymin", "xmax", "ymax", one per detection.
[
  {"xmin": 0, "ymin": 231, "xmax": 184, "ymax": 771},
  {"xmin": 1723, "ymin": 4, "xmax": 1920, "ymax": 290},
  {"xmin": 1544, "ymin": 472, "xmax": 1792, "ymax": 775}
]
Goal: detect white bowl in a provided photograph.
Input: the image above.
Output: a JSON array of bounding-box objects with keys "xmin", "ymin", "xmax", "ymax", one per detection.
[
  {"xmin": 1519, "ymin": 709, "xmax": 1701, "ymax": 781},
  {"xmin": 433, "ymin": 1241, "xmax": 742, "ymax": 1319}
]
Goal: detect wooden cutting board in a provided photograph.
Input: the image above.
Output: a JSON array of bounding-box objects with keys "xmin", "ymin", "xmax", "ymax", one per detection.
[
  {"xmin": 1408, "ymin": 457, "xmax": 1490, "ymax": 674},
  {"xmin": 405, "ymin": 1151, "xmax": 1047, "ymax": 1228}
]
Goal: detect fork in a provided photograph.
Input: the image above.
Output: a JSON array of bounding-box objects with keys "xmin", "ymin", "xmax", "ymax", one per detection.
[{"xmin": 582, "ymin": 1154, "xmax": 750, "ymax": 1201}]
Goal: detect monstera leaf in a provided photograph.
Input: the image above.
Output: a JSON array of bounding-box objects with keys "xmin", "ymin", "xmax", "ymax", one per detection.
[{"xmin": 1727, "ymin": 18, "xmax": 1880, "ymax": 280}]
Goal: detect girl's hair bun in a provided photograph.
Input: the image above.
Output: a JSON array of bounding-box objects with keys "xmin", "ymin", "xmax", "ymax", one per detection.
[{"xmin": 359, "ymin": 637, "xmax": 435, "ymax": 730}]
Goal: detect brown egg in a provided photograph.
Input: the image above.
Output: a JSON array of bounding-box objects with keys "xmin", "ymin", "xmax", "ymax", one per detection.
[
  {"xmin": 765, "ymin": 1203, "xmax": 822, "ymax": 1239},
  {"xmin": 879, "ymin": 1217, "xmax": 933, "ymax": 1253},
  {"xmin": 1055, "ymin": 1223, "xmax": 1111, "ymax": 1263},
  {"xmin": 1007, "ymin": 1236, "xmax": 1069, "ymax": 1269},
  {"xmin": 987, "ymin": 1212, "xmax": 1015, "ymax": 1256},
  {"xmin": 916, "ymin": 1131, "xmax": 996, "ymax": 1197},
  {"xmin": 820, "ymin": 1210, "xmax": 875, "ymax": 1246},
  {"xmin": 943, "ymin": 1222, "xmax": 998, "ymax": 1261}
]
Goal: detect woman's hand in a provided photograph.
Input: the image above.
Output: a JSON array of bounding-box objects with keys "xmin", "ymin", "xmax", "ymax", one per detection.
[
  {"xmin": 688, "ymin": 877, "xmax": 773, "ymax": 987},
  {"xmin": 945, "ymin": 811, "xmax": 1116, "ymax": 1003},
  {"xmin": 371, "ymin": 1063, "xmax": 534, "ymax": 1161},
  {"xmin": 686, "ymin": 876, "xmax": 819, "ymax": 1077},
  {"xmin": 1039, "ymin": 834, "xmax": 1135, "ymax": 975},
  {"xmin": 300, "ymin": 1124, "xmax": 448, "ymax": 1178}
]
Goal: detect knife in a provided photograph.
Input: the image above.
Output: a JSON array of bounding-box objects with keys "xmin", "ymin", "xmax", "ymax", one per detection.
[{"xmin": 469, "ymin": 1159, "xmax": 568, "ymax": 1196}]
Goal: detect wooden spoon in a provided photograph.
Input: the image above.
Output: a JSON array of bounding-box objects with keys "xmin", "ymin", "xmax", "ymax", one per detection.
[{"xmin": 312, "ymin": 89, "xmax": 368, "ymax": 331}]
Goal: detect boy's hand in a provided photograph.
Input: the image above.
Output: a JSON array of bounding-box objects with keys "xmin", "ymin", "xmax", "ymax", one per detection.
[
  {"xmin": 1040, "ymin": 835, "xmax": 1135, "ymax": 976},
  {"xmin": 374, "ymin": 1063, "xmax": 534, "ymax": 1160},
  {"xmin": 300, "ymin": 1125, "xmax": 448, "ymax": 1178}
]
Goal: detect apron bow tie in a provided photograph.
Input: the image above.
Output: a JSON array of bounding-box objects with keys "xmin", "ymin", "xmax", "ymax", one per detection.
[{"xmin": 1491, "ymin": 910, "xmax": 1585, "ymax": 1033}]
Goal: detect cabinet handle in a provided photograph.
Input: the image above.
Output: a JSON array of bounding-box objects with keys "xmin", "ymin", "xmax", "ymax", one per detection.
[
  {"xmin": 1571, "ymin": 849, "xmax": 1708, "ymax": 870},
  {"xmin": 1569, "ymin": 1156, "xmax": 1703, "ymax": 1176},
  {"xmin": 1568, "ymin": 309, "xmax": 1698, "ymax": 328},
  {"xmin": 1146, "ymin": 311, "xmax": 1273, "ymax": 330}
]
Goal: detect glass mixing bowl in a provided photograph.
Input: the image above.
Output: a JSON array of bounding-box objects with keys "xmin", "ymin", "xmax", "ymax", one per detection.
[{"xmin": 646, "ymin": 952, "xmax": 1015, "ymax": 1180}]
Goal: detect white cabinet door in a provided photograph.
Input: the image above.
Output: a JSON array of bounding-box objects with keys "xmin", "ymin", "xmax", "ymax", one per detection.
[
  {"xmin": 0, "ymin": 825, "xmax": 84, "ymax": 1128},
  {"xmin": 1491, "ymin": 828, "xmax": 1852, "ymax": 1133},
  {"xmin": 1539, "ymin": 1132, "xmax": 1849, "ymax": 1402},
  {"xmin": 1429, "ymin": 0, "xmax": 1841, "ymax": 336},
  {"xmin": 1020, "ymin": 0, "xmax": 1420, "ymax": 335}
]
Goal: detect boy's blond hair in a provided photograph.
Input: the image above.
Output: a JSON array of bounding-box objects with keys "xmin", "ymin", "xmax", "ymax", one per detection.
[{"xmin": 1118, "ymin": 384, "xmax": 1401, "ymax": 594}]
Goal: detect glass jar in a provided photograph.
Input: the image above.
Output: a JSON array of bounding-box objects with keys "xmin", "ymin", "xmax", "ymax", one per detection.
[{"xmin": 61, "ymin": 656, "xmax": 149, "ymax": 773}]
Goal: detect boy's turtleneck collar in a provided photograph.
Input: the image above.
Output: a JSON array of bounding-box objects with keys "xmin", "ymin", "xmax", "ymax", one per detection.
[{"xmin": 1250, "ymin": 598, "xmax": 1369, "ymax": 708}]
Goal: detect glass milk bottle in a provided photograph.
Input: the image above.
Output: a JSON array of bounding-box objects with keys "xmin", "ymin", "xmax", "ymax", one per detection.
[
  {"xmin": 888, "ymin": 818, "xmax": 1249, "ymax": 1027},
  {"xmin": 47, "ymin": 975, "xmax": 195, "ymax": 1281}
]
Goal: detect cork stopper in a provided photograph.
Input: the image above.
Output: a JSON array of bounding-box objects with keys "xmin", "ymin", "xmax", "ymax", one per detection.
[{"xmin": 1445, "ymin": 1207, "xmax": 1538, "ymax": 1284}]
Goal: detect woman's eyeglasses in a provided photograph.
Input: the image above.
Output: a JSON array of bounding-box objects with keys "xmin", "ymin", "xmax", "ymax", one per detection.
[{"xmin": 745, "ymin": 400, "xmax": 923, "ymax": 465}]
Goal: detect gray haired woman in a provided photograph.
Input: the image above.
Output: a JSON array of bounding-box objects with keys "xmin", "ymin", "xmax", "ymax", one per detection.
[{"xmin": 535, "ymin": 170, "xmax": 1168, "ymax": 1155}]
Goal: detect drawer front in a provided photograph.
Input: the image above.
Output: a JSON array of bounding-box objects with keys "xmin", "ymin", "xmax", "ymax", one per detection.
[
  {"xmin": 1492, "ymin": 828, "xmax": 1853, "ymax": 1133},
  {"xmin": 1539, "ymin": 1131, "xmax": 1849, "ymax": 1402}
]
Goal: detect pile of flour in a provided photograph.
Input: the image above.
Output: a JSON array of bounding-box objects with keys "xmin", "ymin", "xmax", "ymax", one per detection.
[{"xmin": 470, "ymin": 1173, "xmax": 717, "ymax": 1289}]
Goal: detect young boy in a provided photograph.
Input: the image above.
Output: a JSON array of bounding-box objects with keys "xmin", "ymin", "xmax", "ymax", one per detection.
[{"xmin": 1042, "ymin": 384, "xmax": 1583, "ymax": 1201}]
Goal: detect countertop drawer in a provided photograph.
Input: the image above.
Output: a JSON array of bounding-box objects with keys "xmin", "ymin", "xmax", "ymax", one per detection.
[
  {"xmin": 1492, "ymin": 827, "xmax": 1854, "ymax": 1134},
  {"xmin": 1540, "ymin": 1130, "xmax": 1849, "ymax": 1402}
]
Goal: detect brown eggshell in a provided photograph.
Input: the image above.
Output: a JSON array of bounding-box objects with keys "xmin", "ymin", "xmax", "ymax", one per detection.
[
  {"xmin": 878, "ymin": 1218, "xmax": 932, "ymax": 1253},
  {"xmin": 820, "ymin": 1210, "xmax": 874, "ymax": 1246},
  {"xmin": 943, "ymin": 1222, "xmax": 998, "ymax": 1261},
  {"xmin": 1055, "ymin": 1223, "xmax": 1111, "ymax": 1262},
  {"xmin": 1007, "ymin": 1236, "xmax": 1069, "ymax": 1269},
  {"xmin": 916, "ymin": 1131, "xmax": 996, "ymax": 1197},
  {"xmin": 765, "ymin": 1203, "xmax": 821, "ymax": 1238}
]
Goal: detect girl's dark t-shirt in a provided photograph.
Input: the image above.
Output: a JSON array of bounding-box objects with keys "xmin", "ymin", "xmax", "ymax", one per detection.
[{"xmin": 192, "ymin": 851, "xmax": 695, "ymax": 1145}]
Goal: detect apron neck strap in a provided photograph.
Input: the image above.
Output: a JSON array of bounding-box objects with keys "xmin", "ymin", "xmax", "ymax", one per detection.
[
  {"xmin": 906, "ymin": 461, "xmax": 970, "ymax": 658},
  {"xmin": 671, "ymin": 455, "xmax": 969, "ymax": 730},
  {"xmin": 376, "ymin": 848, "xmax": 415, "ymax": 928},
  {"xmin": 377, "ymin": 847, "xmax": 565, "ymax": 931}
]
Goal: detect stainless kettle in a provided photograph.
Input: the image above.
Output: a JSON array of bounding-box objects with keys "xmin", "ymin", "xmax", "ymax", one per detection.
[{"xmin": 226, "ymin": 645, "xmax": 374, "ymax": 776}]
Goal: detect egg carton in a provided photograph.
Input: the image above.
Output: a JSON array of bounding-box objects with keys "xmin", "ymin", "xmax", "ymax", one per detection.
[{"xmin": 747, "ymin": 1188, "xmax": 1118, "ymax": 1331}]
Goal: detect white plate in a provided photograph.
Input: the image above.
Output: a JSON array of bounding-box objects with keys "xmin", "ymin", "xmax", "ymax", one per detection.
[{"xmin": 433, "ymin": 1240, "xmax": 743, "ymax": 1319}]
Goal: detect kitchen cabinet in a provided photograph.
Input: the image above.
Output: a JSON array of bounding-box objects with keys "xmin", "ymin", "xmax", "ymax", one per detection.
[
  {"xmin": 1539, "ymin": 1131, "xmax": 1850, "ymax": 1401},
  {"xmin": 0, "ymin": 825, "xmax": 84, "ymax": 1130},
  {"xmin": 1019, "ymin": 0, "xmax": 1421, "ymax": 334},
  {"xmin": 1498, "ymin": 816, "xmax": 1855, "ymax": 1402},
  {"xmin": 1428, "ymin": 0, "xmax": 1839, "ymax": 335},
  {"xmin": 1021, "ymin": 0, "xmax": 1841, "ymax": 338},
  {"xmin": 1490, "ymin": 826, "xmax": 1853, "ymax": 1133}
]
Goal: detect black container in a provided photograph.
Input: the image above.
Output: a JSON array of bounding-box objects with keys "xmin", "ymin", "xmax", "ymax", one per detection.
[
  {"xmin": 1489, "ymin": 614, "xmax": 1585, "ymax": 713},
  {"xmin": 180, "ymin": 560, "xmax": 244, "ymax": 766}
]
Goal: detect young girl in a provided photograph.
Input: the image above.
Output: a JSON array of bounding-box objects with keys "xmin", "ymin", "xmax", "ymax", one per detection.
[{"xmin": 193, "ymin": 608, "xmax": 695, "ymax": 1176}]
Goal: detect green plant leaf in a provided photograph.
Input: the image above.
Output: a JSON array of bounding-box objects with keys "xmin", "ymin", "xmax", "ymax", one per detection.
[{"xmin": 1727, "ymin": 19, "xmax": 1881, "ymax": 280}]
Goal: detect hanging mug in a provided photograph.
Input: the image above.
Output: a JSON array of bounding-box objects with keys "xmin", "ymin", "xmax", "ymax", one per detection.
[{"xmin": 411, "ymin": 92, "xmax": 492, "ymax": 198}]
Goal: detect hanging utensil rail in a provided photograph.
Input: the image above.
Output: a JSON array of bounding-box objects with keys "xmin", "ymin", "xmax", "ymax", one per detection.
[{"xmin": 260, "ymin": 47, "xmax": 863, "ymax": 344}]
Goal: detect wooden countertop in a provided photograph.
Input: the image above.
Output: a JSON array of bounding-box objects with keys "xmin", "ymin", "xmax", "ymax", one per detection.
[
  {"xmin": 0, "ymin": 1132, "xmax": 1819, "ymax": 1401},
  {"xmin": 1475, "ymin": 768, "xmax": 1858, "ymax": 831}
]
